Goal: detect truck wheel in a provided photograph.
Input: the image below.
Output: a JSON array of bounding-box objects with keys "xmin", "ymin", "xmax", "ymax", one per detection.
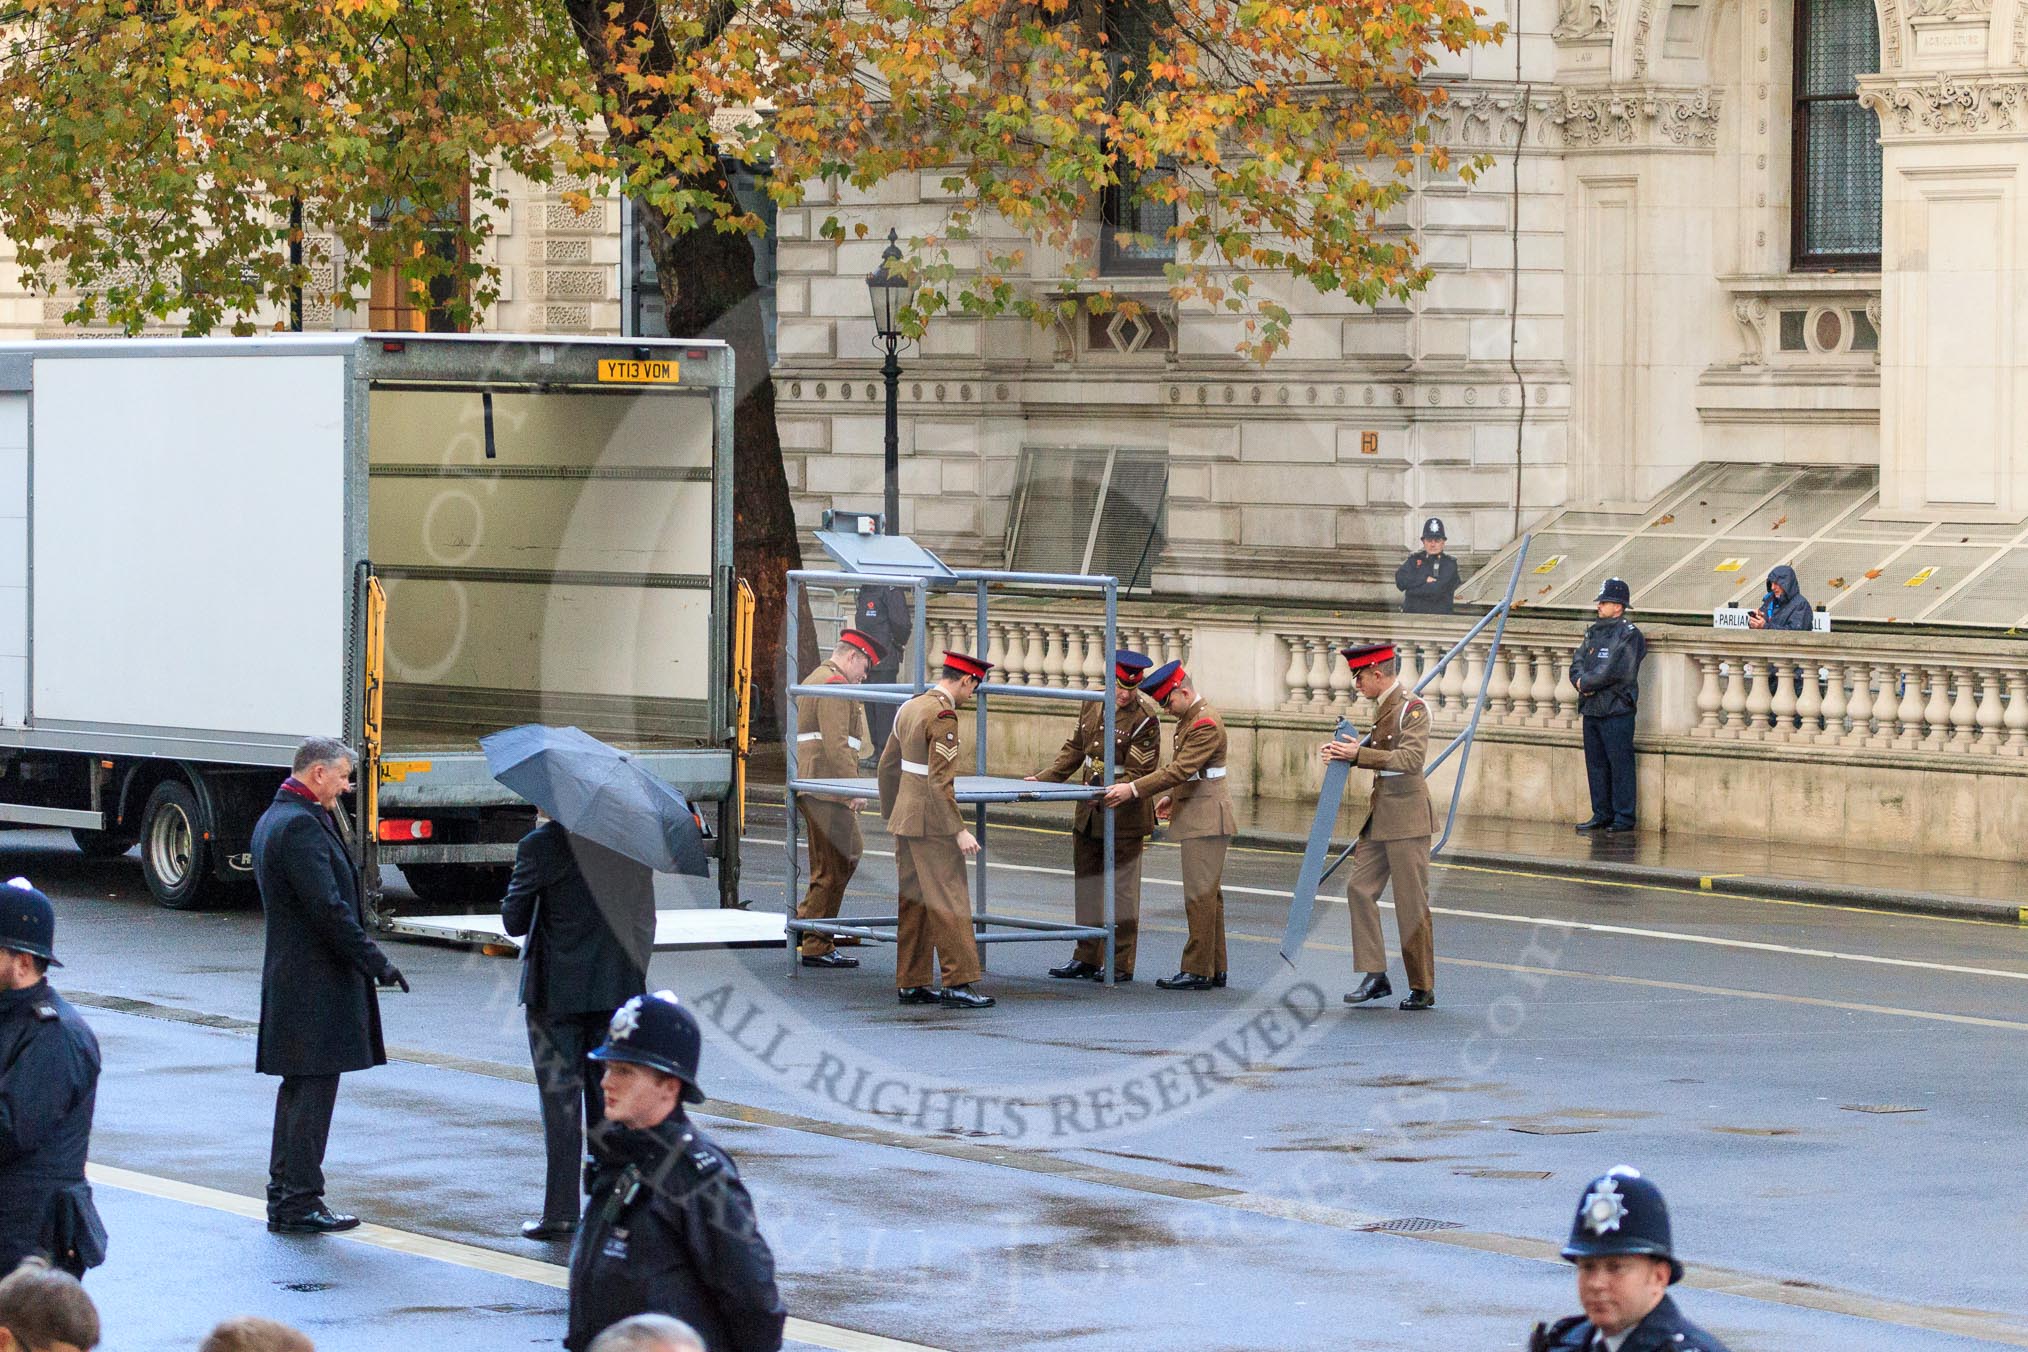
[
  {"xmin": 398, "ymin": 863, "xmax": 511, "ymax": 912},
  {"xmin": 140, "ymin": 780, "xmax": 212, "ymax": 910},
  {"xmin": 71, "ymin": 827, "xmax": 136, "ymax": 859}
]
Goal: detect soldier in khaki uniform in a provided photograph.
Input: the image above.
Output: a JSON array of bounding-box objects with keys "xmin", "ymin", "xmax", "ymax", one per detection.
[
  {"xmin": 1321, "ymin": 642, "xmax": 1437, "ymax": 1011},
  {"xmin": 793, "ymin": 628, "xmax": 884, "ymax": 969},
  {"xmin": 877, "ymin": 650, "xmax": 995, "ymax": 1010},
  {"xmin": 1104, "ymin": 660, "xmax": 1235, "ymax": 991},
  {"xmin": 1031, "ymin": 650, "xmax": 1163, "ymax": 982}
]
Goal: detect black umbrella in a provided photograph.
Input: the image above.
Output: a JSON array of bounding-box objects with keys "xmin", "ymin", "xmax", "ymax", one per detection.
[{"xmin": 480, "ymin": 724, "xmax": 710, "ymax": 876}]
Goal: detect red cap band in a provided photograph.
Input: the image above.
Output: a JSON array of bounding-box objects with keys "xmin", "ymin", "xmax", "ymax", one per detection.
[
  {"xmin": 942, "ymin": 651, "xmax": 992, "ymax": 679},
  {"xmin": 838, "ymin": 629, "xmax": 884, "ymax": 663}
]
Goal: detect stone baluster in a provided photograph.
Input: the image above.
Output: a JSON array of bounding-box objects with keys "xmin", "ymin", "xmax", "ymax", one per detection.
[
  {"xmin": 1281, "ymin": 636, "xmax": 1309, "ymax": 710},
  {"xmin": 1971, "ymin": 669, "xmax": 2003, "ymax": 750},
  {"xmin": 1857, "ymin": 656, "xmax": 1890, "ymax": 745},
  {"xmin": 1460, "ymin": 645, "xmax": 1487, "ymax": 718},
  {"xmin": 1397, "ymin": 641, "xmax": 1423, "ymax": 695},
  {"xmin": 1523, "ymin": 647, "xmax": 1551, "ymax": 727},
  {"xmin": 1552, "ymin": 653, "xmax": 1579, "ymax": 728},
  {"xmin": 1017, "ymin": 624, "xmax": 1043, "ymax": 686},
  {"xmin": 1485, "ymin": 643, "xmax": 1512, "ymax": 725},
  {"xmin": 1438, "ymin": 648, "xmax": 1466, "ymax": 715},
  {"xmin": 2006, "ymin": 672, "xmax": 2028, "ymax": 756},
  {"xmin": 1719, "ymin": 661, "xmax": 1748, "ymax": 737},
  {"xmin": 1039, "ymin": 626, "xmax": 1065, "ymax": 689},
  {"xmin": 984, "ymin": 620, "xmax": 1008, "ymax": 679},
  {"xmin": 1744, "ymin": 661, "xmax": 1772, "ymax": 739},
  {"xmin": 1328, "ymin": 642, "xmax": 1355, "ymax": 710},
  {"xmin": 1692, "ymin": 655, "xmax": 1722, "ymax": 737},
  {"xmin": 1890, "ymin": 665, "xmax": 1922, "ymax": 748},
  {"xmin": 1306, "ymin": 638, "xmax": 1333, "ymax": 712},
  {"xmin": 1949, "ymin": 666, "xmax": 1979, "ymax": 748},
  {"xmin": 1769, "ymin": 659, "xmax": 1799, "ymax": 740},
  {"xmin": 1808, "ymin": 664, "xmax": 1841, "ymax": 745},
  {"xmin": 1920, "ymin": 666, "xmax": 1950, "ymax": 749},
  {"xmin": 1081, "ymin": 627, "xmax": 1107, "ymax": 689}
]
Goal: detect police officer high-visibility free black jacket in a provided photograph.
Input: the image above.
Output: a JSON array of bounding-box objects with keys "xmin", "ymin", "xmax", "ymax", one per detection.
[
  {"xmin": 0, "ymin": 879, "xmax": 106, "ymax": 1279},
  {"xmin": 568, "ymin": 993, "xmax": 785, "ymax": 1352},
  {"xmin": 1394, "ymin": 516, "xmax": 1461, "ymax": 615}
]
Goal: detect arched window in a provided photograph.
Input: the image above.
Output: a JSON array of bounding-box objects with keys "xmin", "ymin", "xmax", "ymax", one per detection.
[{"xmin": 1792, "ymin": 0, "xmax": 1881, "ymax": 269}]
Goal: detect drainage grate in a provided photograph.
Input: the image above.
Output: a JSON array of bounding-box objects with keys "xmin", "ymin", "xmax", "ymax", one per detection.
[
  {"xmin": 1840, "ymin": 1104, "xmax": 1926, "ymax": 1114},
  {"xmin": 1363, "ymin": 1216, "xmax": 1465, "ymax": 1234},
  {"xmin": 1508, "ymin": 1124, "xmax": 1599, "ymax": 1136}
]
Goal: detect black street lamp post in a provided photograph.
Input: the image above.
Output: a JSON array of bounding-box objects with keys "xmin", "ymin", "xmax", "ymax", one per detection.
[{"xmin": 865, "ymin": 228, "xmax": 908, "ymax": 537}]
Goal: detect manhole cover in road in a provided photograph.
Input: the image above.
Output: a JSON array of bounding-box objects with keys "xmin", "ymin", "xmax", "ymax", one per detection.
[
  {"xmin": 1508, "ymin": 1124, "xmax": 1599, "ymax": 1135},
  {"xmin": 1456, "ymin": 1168, "xmax": 1554, "ymax": 1180},
  {"xmin": 1840, "ymin": 1104, "xmax": 1927, "ymax": 1114},
  {"xmin": 1362, "ymin": 1216, "xmax": 1465, "ymax": 1234}
]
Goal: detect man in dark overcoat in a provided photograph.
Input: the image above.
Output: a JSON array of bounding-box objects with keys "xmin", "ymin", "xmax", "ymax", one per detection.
[
  {"xmin": 253, "ymin": 736, "xmax": 407, "ymax": 1234},
  {"xmin": 501, "ymin": 815, "xmax": 654, "ymax": 1241}
]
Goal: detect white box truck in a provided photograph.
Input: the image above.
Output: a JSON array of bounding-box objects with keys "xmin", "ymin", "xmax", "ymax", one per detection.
[{"xmin": 0, "ymin": 334, "xmax": 742, "ymax": 912}]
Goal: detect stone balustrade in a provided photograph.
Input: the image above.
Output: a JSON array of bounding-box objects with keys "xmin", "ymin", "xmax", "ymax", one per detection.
[
  {"xmin": 1674, "ymin": 638, "xmax": 2028, "ymax": 756},
  {"xmin": 905, "ymin": 593, "xmax": 2028, "ymax": 861},
  {"xmin": 919, "ymin": 612, "xmax": 1192, "ymax": 689}
]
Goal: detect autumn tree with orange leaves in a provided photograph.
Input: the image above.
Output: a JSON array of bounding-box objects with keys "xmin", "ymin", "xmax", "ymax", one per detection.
[{"xmin": 0, "ymin": 0, "xmax": 1500, "ymax": 722}]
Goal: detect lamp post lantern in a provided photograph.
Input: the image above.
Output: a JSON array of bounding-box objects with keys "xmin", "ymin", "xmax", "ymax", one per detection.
[{"xmin": 866, "ymin": 228, "xmax": 908, "ymax": 536}]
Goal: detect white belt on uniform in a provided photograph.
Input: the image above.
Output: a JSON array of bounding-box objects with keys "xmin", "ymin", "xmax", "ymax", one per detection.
[
  {"xmin": 1376, "ymin": 769, "xmax": 1409, "ymax": 778},
  {"xmin": 1190, "ymin": 766, "xmax": 1227, "ymax": 780},
  {"xmin": 796, "ymin": 732, "xmax": 823, "ymax": 742},
  {"xmin": 901, "ymin": 759, "xmax": 929, "ymax": 776},
  {"xmin": 846, "ymin": 736, "xmax": 863, "ymax": 751}
]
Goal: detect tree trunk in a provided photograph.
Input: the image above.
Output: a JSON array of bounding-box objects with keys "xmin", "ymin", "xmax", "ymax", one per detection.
[
  {"xmin": 636, "ymin": 196, "xmax": 813, "ymax": 740},
  {"xmin": 563, "ymin": 0, "xmax": 815, "ymax": 739}
]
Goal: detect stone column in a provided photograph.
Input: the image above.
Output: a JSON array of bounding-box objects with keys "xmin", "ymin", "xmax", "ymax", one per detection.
[{"xmin": 1861, "ymin": 8, "xmax": 2028, "ymax": 515}]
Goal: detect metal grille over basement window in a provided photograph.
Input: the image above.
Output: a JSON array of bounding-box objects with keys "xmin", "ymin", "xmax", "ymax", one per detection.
[
  {"xmin": 1792, "ymin": 0, "xmax": 1881, "ymax": 269},
  {"xmin": 1007, "ymin": 447, "xmax": 1168, "ymax": 587}
]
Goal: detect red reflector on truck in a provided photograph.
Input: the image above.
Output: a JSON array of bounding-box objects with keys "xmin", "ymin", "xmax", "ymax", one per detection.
[{"xmin": 377, "ymin": 819, "xmax": 433, "ymax": 842}]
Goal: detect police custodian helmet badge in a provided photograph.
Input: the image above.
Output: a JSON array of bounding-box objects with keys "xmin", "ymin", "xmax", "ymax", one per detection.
[
  {"xmin": 1581, "ymin": 1177, "xmax": 1629, "ymax": 1235},
  {"xmin": 610, "ymin": 998, "xmax": 643, "ymax": 1042}
]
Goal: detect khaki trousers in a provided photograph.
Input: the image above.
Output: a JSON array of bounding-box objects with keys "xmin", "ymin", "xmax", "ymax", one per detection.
[
  {"xmin": 1345, "ymin": 835, "xmax": 1435, "ymax": 992},
  {"xmin": 1178, "ymin": 835, "xmax": 1230, "ymax": 978},
  {"xmin": 895, "ymin": 836, "xmax": 982, "ymax": 989},
  {"xmin": 797, "ymin": 800, "xmax": 863, "ymax": 956},
  {"xmin": 1069, "ymin": 828, "xmax": 1144, "ymax": 976}
]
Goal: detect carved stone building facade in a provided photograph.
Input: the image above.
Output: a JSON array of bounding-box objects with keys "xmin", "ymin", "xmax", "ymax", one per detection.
[{"xmin": 0, "ymin": 0, "xmax": 2011, "ymax": 609}]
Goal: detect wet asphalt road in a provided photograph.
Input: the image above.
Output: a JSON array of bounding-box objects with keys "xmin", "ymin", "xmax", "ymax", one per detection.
[{"xmin": 10, "ymin": 806, "xmax": 2028, "ymax": 1352}]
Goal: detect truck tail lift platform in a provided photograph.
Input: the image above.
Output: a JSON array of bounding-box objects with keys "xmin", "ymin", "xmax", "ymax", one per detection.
[
  {"xmin": 1277, "ymin": 536, "xmax": 1534, "ymax": 963},
  {"xmin": 783, "ymin": 529, "xmax": 1130, "ymax": 980}
]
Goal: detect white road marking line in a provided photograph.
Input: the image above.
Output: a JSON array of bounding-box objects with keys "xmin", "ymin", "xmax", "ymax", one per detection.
[
  {"xmin": 88, "ymin": 1163, "xmax": 950, "ymax": 1352},
  {"xmin": 742, "ymin": 834, "xmax": 2028, "ymax": 986}
]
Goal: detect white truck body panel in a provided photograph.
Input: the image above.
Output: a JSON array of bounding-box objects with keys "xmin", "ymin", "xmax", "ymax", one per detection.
[
  {"xmin": 30, "ymin": 354, "xmax": 347, "ymax": 739},
  {"xmin": 0, "ymin": 393, "xmax": 27, "ymax": 727}
]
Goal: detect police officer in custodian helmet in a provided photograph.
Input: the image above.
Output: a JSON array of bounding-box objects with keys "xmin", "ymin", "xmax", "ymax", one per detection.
[{"xmin": 1528, "ymin": 1166, "xmax": 1732, "ymax": 1351}]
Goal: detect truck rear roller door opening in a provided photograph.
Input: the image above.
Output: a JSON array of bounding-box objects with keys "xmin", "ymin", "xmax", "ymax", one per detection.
[{"xmin": 367, "ymin": 386, "xmax": 716, "ymax": 752}]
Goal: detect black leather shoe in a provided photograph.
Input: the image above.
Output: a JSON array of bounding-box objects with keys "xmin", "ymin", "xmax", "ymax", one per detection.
[
  {"xmin": 1344, "ymin": 972, "xmax": 1393, "ymax": 1005},
  {"xmin": 1156, "ymin": 972, "xmax": 1214, "ymax": 990},
  {"xmin": 1605, "ymin": 821, "xmax": 1637, "ymax": 833},
  {"xmin": 1112, "ymin": 971, "xmax": 1134, "ymax": 984},
  {"xmin": 1399, "ymin": 989, "xmax": 1436, "ymax": 1011},
  {"xmin": 939, "ymin": 984, "xmax": 996, "ymax": 1009},
  {"xmin": 520, "ymin": 1219, "xmax": 577, "ymax": 1241},
  {"xmin": 801, "ymin": 951, "xmax": 860, "ymax": 969},
  {"xmin": 268, "ymin": 1208, "xmax": 361, "ymax": 1234},
  {"xmin": 1574, "ymin": 819, "xmax": 1608, "ymax": 833},
  {"xmin": 1212, "ymin": 972, "xmax": 1228, "ymax": 988},
  {"xmin": 1048, "ymin": 959, "xmax": 1103, "ymax": 980},
  {"xmin": 897, "ymin": 986, "xmax": 941, "ymax": 1005}
]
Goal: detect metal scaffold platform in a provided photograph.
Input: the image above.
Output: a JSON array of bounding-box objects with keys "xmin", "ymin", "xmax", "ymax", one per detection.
[{"xmin": 783, "ymin": 528, "xmax": 1129, "ymax": 983}]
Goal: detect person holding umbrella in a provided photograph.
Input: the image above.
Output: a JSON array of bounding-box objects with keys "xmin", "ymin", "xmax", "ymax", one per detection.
[
  {"xmin": 501, "ymin": 815, "xmax": 655, "ymax": 1242},
  {"xmin": 480, "ymin": 724, "xmax": 713, "ymax": 1244}
]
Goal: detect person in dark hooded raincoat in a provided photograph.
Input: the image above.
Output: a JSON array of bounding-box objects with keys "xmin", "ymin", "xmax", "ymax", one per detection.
[{"xmin": 1749, "ymin": 564, "xmax": 1812, "ymax": 630}]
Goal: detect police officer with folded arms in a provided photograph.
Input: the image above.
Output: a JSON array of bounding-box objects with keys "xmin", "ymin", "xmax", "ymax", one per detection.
[
  {"xmin": 568, "ymin": 992, "xmax": 786, "ymax": 1352},
  {"xmin": 1395, "ymin": 517, "xmax": 1461, "ymax": 615},
  {"xmin": 0, "ymin": 878, "xmax": 106, "ymax": 1279},
  {"xmin": 1530, "ymin": 1166, "xmax": 1731, "ymax": 1351}
]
